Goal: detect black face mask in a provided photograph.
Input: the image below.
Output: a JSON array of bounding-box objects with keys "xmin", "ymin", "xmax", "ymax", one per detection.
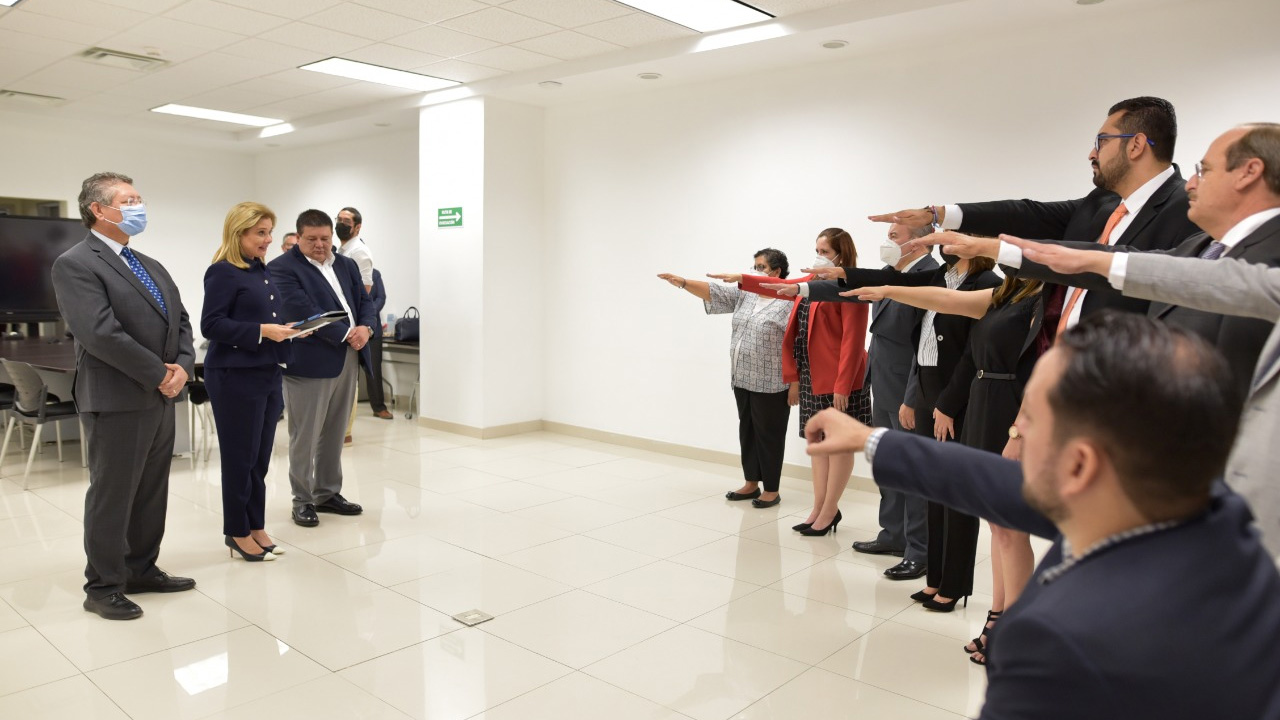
[
  {"xmin": 335, "ymin": 222, "xmax": 353, "ymax": 241},
  {"xmin": 940, "ymin": 251, "xmax": 961, "ymax": 267}
]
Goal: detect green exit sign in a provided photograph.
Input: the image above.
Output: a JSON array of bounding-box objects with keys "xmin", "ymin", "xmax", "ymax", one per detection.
[{"xmin": 438, "ymin": 207, "xmax": 463, "ymax": 228}]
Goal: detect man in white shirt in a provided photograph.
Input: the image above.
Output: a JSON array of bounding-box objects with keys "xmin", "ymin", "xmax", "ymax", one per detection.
[{"xmin": 335, "ymin": 206, "xmax": 393, "ymax": 422}]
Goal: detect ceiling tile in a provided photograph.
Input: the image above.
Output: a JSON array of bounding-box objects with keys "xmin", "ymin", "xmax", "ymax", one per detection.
[
  {"xmin": 751, "ymin": 0, "xmax": 852, "ymax": 15},
  {"xmin": 503, "ymin": 0, "xmax": 632, "ymax": 28},
  {"xmin": 218, "ymin": 37, "xmax": 325, "ymax": 68},
  {"xmin": 458, "ymin": 44, "xmax": 558, "ymax": 72},
  {"xmin": 343, "ymin": 44, "xmax": 446, "ymax": 71},
  {"xmin": 163, "ymin": 0, "xmax": 293, "ymax": 35},
  {"xmin": 16, "ymin": 0, "xmax": 150, "ymax": 32},
  {"xmin": 413, "ymin": 58, "xmax": 506, "ymax": 83},
  {"xmin": 513, "ymin": 30, "xmax": 622, "ymax": 60},
  {"xmin": 0, "ymin": 10, "xmax": 116, "ymax": 46},
  {"xmin": 303, "ymin": 3, "xmax": 425, "ymax": 41},
  {"xmin": 15, "ymin": 58, "xmax": 147, "ymax": 92},
  {"xmin": 472, "ymin": 0, "xmax": 515, "ymax": 4},
  {"xmin": 350, "ymin": 0, "xmax": 485, "ymax": 24},
  {"xmin": 246, "ymin": 92, "xmax": 359, "ymax": 119},
  {"xmin": 0, "ymin": 48, "xmax": 53, "ymax": 87},
  {"xmin": 438, "ymin": 6, "xmax": 560, "ymax": 44},
  {"xmin": 97, "ymin": 0, "xmax": 187, "ymax": 11},
  {"xmin": 226, "ymin": 74, "xmax": 338, "ymax": 100},
  {"xmin": 262, "ymin": 67, "xmax": 361, "ymax": 92},
  {"xmin": 215, "ymin": 0, "xmax": 346, "ymax": 21},
  {"xmin": 258, "ymin": 21, "xmax": 372, "ymax": 53},
  {"xmin": 102, "ymin": 16, "xmax": 248, "ymax": 54},
  {"xmin": 576, "ymin": 12, "xmax": 694, "ymax": 47},
  {"xmin": 177, "ymin": 86, "xmax": 286, "ymax": 113},
  {"xmin": 0, "ymin": 26, "xmax": 84, "ymax": 59},
  {"xmin": 386, "ymin": 24, "xmax": 498, "ymax": 57},
  {"xmin": 5, "ymin": 78, "xmax": 96, "ymax": 102}
]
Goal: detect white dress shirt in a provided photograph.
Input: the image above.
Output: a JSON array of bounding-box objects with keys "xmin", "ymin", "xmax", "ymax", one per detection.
[
  {"xmin": 337, "ymin": 236, "xmax": 375, "ymax": 288},
  {"xmin": 306, "ymin": 252, "xmax": 356, "ymax": 338},
  {"xmin": 1109, "ymin": 206, "xmax": 1280, "ymax": 289}
]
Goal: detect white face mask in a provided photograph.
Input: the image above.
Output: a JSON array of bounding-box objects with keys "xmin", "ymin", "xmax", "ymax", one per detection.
[
  {"xmin": 879, "ymin": 240, "xmax": 903, "ymax": 266},
  {"xmin": 811, "ymin": 255, "xmax": 835, "ymax": 269}
]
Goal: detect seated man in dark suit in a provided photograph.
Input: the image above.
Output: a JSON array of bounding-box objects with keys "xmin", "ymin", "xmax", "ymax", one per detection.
[
  {"xmin": 804, "ymin": 311, "xmax": 1280, "ymax": 720},
  {"xmin": 268, "ymin": 209, "xmax": 378, "ymax": 527}
]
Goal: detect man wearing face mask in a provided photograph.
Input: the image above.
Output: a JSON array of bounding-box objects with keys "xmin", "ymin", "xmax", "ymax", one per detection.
[
  {"xmin": 51, "ymin": 172, "xmax": 197, "ymax": 620},
  {"xmin": 334, "ymin": 207, "xmax": 391, "ymax": 423}
]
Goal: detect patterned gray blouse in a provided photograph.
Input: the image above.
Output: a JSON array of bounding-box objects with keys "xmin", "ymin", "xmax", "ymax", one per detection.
[{"xmin": 705, "ymin": 282, "xmax": 792, "ymax": 393}]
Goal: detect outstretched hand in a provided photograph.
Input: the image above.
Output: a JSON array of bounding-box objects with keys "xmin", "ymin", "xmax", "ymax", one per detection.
[
  {"xmin": 706, "ymin": 273, "xmax": 743, "ymax": 284},
  {"xmin": 805, "ymin": 408, "xmax": 873, "ymax": 455},
  {"xmin": 657, "ymin": 273, "xmax": 686, "ymax": 288},
  {"xmin": 800, "ymin": 266, "xmax": 845, "ymax": 281},
  {"xmin": 760, "ymin": 283, "xmax": 799, "ymax": 297},
  {"xmin": 902, "ymin": 231, "xmax": 999, "ymax": 260},
  {"xmin": 840, "ymin": 286, "xmax": 889, "ymax": 301},
  {"xmin": 867, "ymin": 208, "xmax": 934, "ymax": 229},
  {"xmin": 1000, "ymin": 235, "xmax": 1113, "ymax": 277}
]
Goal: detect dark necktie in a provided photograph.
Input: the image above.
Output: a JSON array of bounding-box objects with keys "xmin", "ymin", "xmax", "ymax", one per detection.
[
  {"xmin": 120, "ymin": 247, "xmax": 167, "ymax": 314},
  {"xmin": 1199, "ymin": 241, "xmax": 1228, "ymax": 260}
]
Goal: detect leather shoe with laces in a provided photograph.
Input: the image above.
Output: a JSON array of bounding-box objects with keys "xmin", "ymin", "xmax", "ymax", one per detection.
[
  {"xmin": 84, "ymin": 592, "xmax": 143, "ymax": 620},
  {"xmin": 883, "ymin": 559, "xmax": 927, "ymax": 580},
  {"xmin": 293, "ymin": 504, "xmax": 319, "ymax": 527},
  {"xmin": 852, "ymin": 539, "xmax": 905, "ymax": 557},
  {"xmin": 316, "ymin": 494, "xmax": 363, "ymax": 515},
  {"xmin": 126, "ymin": 571, "xmax": 196, "ymax": 594}
]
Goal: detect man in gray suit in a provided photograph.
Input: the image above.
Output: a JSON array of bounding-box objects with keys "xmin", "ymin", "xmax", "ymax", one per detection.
[
  {"xmin": 848, "ymin": 224, "xmax": 938, "ymax": 579},
  {"xmin": 993, "ymin": 122, "xmax": 1280, "ymax": 558},
  {"xmin": 52, "ymin": 172, "xmax": 196, "ymax": 620}
]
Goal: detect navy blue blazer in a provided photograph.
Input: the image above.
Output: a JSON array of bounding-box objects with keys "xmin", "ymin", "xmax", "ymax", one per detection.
[
  {"xmin": 200, "ymin": 259, "xmax": 292, "ymax": 369},
  {"xmin": 370, "ymin": 268, "xmax": 387, "ymax": 316},
  {"xmin": 267, "ymin": 246, "xmax": 377, "ymax": 379},
  {"xmin": 872, "ymin": 430, "xmax": 1280, "ymax": 720}
]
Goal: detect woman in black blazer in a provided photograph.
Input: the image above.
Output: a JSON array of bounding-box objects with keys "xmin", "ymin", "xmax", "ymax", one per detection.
[{"xmin": 201, "ymin": 202, "xmax": 297, "ymax": 562}]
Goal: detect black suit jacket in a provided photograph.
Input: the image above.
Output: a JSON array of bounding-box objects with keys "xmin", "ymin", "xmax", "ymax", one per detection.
[
  {"xmin": 1012, "ymin": 169, "xmax": 1202, "ymax": 316},
  {"xmin": 958, "ymin": 185, "xmax": 1120, "ymax": 243},
  {"xmin": 864, "ymin": 255, "xmax": 940, "ymax": 411},
  {"xmin": 872, "ymin": 430, "xmax": 1280, "ymax": 720},
  {"xmin": 1015, "ymin": 214, "xmax": 1280, "ymax": 397},
  {"xmin": 267, "ymin": 246, "xmax": 377, "ymax": 379}
]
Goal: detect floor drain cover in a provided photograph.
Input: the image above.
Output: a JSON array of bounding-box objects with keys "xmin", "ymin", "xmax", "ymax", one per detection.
[{"xmin": 452, "ymin": 609, "xmax": 494, "ymax": 626}]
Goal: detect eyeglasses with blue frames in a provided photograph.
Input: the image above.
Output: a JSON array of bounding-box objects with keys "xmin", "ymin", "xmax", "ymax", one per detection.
[{"xmin": 1094, "ymin": 133, "xmax": 1156, "ymax": 153}]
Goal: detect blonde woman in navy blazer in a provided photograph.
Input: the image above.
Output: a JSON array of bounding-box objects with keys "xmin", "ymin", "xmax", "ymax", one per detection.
[{"xmin": 201, "ymin": 202, "xmax": 296, "ymax": 562}]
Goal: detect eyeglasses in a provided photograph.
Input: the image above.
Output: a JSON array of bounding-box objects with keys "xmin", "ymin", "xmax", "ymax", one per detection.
[
  {"xmin": 1094, "ymin": 133, "xmax": 1155, "ymax": 153},
  {"xmin": 112, "ymin": 197, "xmax": 145, "ymax": 207},
  {"xmin": 1194, "ymin": 162, "xmax": 1208, "ymax": 180},
  {"xmin": 752, "ymin": 264, "xmax": 770, "ymax": 272}
]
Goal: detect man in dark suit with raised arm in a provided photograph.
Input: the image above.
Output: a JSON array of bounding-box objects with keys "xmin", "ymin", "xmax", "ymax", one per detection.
[
  {"xmin": 268, "ymin": 209, "xmax": 378, "ymax": 528},
  {"xmin": 52, "ymin": 172, "xmax": 196, "ymax": 621},
  {"xmin": 804, "ymin": 311, "xmax": 1280, "ymax": 720}
]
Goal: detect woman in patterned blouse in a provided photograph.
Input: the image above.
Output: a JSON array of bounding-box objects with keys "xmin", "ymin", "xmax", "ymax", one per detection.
[{"xmin": 658, "ymin": 249, "xmax": 795, "ymax": 508}]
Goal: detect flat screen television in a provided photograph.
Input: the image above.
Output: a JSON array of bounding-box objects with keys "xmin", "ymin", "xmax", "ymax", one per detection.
[{"xmin": 0, "ymin": 215, "xmax": 86, "ymax": 322}]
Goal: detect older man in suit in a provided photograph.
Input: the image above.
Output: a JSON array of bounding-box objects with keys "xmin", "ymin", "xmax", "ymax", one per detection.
[
  {"xmin": 805, "ymin": 311, "xmax": 1280, "ymax": 719},
  {"xmin": 51, "ymin": 172, "xmax": 196, "ymax": 621},
  {"xmin": 268, "ymin": 209, "xmax": 377, "ymax": 528}
]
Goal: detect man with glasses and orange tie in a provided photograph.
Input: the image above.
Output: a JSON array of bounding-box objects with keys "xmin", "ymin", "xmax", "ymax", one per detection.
[{"xmin": 864, "ymin": 97, "xmax": 1200, "ymax": 337}]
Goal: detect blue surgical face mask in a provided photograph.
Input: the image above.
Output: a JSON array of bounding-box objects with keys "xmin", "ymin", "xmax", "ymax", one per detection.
[{"xmin": 106, "ymin": 204, "xmax": 148, "ymax": 236}]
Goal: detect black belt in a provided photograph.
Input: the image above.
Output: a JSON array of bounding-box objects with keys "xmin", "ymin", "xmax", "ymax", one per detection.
[{"xmin": 976, "ymin": 370, "xmax": 1016, "ymax": 381}]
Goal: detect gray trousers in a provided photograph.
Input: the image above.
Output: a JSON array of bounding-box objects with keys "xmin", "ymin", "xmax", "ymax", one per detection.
[
  {"xmin": 872, "ymin": 400, "xmax": 928, "ymax": 564},
  {"xmin": 285, "ymin": 348, "xmax": 358, "ymax": 512},
  {"xmin": 82, "ymin": 404, "xmax": 175, "ymax": 598}
]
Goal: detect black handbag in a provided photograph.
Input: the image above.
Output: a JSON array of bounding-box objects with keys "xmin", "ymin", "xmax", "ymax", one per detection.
[{"xmin": 394, "ymin": 306, "xmax": 420, "ymax": 342}]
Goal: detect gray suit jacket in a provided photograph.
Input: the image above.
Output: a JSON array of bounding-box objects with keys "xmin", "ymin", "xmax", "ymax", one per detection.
[
  {"xmin": 1124, "ymin": 252, "xmax": 1280, "ymax": 559},
  {"xmin": 866, "ymin": 255, "xmax": 940, "ymax": 412},
  {"xmin": 51, "ymin": 233, "xmax": 195, "ymax": 413}
]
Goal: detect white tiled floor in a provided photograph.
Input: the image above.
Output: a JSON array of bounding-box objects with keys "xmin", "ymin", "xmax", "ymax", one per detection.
[{"xmin": 0, "ymin": 415, "xmax": 997, "ymax": 719}]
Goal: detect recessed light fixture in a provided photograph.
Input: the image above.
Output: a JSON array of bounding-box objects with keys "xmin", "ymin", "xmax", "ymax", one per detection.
[
  {"xmin": 637, "ymin": 73, "xmax": 662, "ymax": 81},
  {"xmin": 0, "ymin": 89, "xmax": 65, "ymax": 106},
  {"xmin": 616, "ymin": 0, "xmax": 772, "ymax": 33},
  {"xmin": 538, "ymin": 80, "xmax": 563, "ymax": 89},
  {"xmin": 151, "ymin": 104, "xmax": 283, "ymax": 127},
  {"xmin": 259, "ymin": 123, "xmax": 294, "ymax": 138},
  {"xmin": 1076, "ymin": 0, "xmax": 1105, "ymax": 4},
  {"xmin": 0, "ymin": 0, "xmax": 26, "ymax": 7},
  {"xmin": 374, "ymin": 122, "xmax": 392, "ymax": 127},
  {"xmin": 299, "ymin": 58, "xmax": 459, "ymax": 92},
  {"xmin": 822, "ymin": 40, "xmax": 848, "ymax": 49}
]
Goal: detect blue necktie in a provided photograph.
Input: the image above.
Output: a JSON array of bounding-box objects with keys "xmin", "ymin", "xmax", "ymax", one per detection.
[
  {"xmin": 120, "ymin": 247, "xmax": 167, "ymax": 314},
  {"xmin": 1199, "ymin": 241, "xmax": 1228, "ymax": 260}
]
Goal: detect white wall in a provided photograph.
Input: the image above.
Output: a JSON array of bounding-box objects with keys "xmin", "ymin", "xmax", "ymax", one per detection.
[
  {"xmin": 0, "ymin": 112, "xmax": 253, "ymax": 334},
  {"xmin": 252, "ymin": 129, "xmax": 419, "ymax": 328},
  {"xmin": 540, "ymin": 0, "xmax": 1280, "ymax": 469}
]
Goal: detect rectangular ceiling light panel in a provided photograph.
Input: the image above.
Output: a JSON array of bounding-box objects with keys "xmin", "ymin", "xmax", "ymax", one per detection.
[
  {"xmin": 151, "ymin": 104, "xmax": 283, "ymax": 127},
  {"xmin": 299, "ymin": 58, "xmax": 459, "ymax": 92},
  {"xmin": 616, "ymin": 0, "xmax": 772, "ymax": 33}
]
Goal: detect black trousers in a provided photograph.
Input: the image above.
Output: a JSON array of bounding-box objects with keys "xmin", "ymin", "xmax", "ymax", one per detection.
[
  {"xmin": 913, "ymin": 366, "xmax": 980, "ymax": 598},
  {"xmin": 82, "ymin": 403, "xmax": 175, "ymax": 598},
  {"xmin": 205, "ymin": 365, "xmax": 284, "ymax": 537},
  {"xmin": 362, "ymin": 331, "xmax": 387, "ymax": 413},
  {"xmin": 732, "ymin": 386, "xmax": 790, "ymax": 492}
]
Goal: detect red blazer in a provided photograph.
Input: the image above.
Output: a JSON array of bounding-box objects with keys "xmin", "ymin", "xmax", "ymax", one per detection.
[{"xmin": 739, "ymin": 274, "xmax": 868, "ymax": 395}]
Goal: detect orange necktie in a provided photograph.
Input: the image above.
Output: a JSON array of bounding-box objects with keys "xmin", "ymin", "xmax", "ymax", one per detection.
[{"xmin": 1056, "ymin": 202, "xmax": 1128, "ymax": 336}]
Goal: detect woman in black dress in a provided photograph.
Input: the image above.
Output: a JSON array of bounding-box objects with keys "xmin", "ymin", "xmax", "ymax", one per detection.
[{"xmin": 849, "ymin": 274, "xmax": 1045, "ymax": 663}]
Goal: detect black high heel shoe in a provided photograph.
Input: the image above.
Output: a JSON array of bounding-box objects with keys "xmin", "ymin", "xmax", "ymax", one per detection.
[
  {"xmin": 909, "ymin": 589, "xmax": 937, "ymax": 603},
  {"xmin": 798, "ymin": 510, "xmax": 842, "ymax": 536},
  {"xmin": 225, "ymin": 535, "xmax": 275, "ymax": 562},
  {"xmin": 965, "ymin": 610, "xmax": 1002, "ymax": 655},
  {"xmin": 922, "ymin": 594, "xmax": 968, "ymax": 613}
]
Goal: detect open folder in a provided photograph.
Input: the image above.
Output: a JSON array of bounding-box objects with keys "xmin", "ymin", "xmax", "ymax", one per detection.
[{"xmin": 286, "ymin": 310, "xmax": 349, "ymax": 339}]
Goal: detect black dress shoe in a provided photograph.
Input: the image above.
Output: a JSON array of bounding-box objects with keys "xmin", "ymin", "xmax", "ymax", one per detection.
[
  {"xmin": 883, "ymin": 559, "xmax": 927, "ymax": 580},
  {"xmin": 84, "ymin": 593, "xmax": 143, "ymax": 620},
  {"xmin": 751, "ymin": 495, "xmax": 782, "ymax": 508},
  {"xmin": 293, "ymin": 504, "xmax": 319, "ymax": 527},
  {"xmin": 125, "ymin": 571, "xmax": 196, "ymax": 594},
  {"xmin": 316, "ymin": 494, "xmax": 363, "ymax": 515},
  {"xmin": 725, "ymin": 488, "xmax": 761, "ymax": 501},
  {"xmin": 851, "ymin": 540, "xmax": 905, "ymax": 557}
]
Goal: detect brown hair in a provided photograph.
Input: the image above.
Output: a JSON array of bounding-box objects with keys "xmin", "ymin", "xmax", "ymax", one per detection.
[
  {"xmin": 990, "ymin": 274, "xmax": 1043, "ymax": 308},
  {"xmin": 1226, "ymin": 123, "xmax": 1280, "ymax": 195},
  {"xmin": 818, "ymin": 227, "xmax": 857, "ymax": 267}
]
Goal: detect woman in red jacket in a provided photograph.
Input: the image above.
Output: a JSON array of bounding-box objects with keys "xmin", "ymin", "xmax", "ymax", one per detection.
[{"xmin": 711, "ymin": 228, "xmax": 870, "ymax": 535}]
